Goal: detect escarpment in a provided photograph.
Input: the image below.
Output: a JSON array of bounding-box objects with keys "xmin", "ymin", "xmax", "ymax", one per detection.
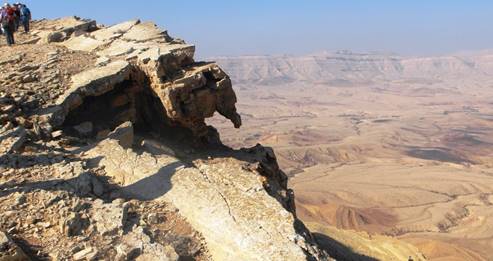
[{"xmin": 0, "ymin": 17, "xmax": 330, "ymax": 260}]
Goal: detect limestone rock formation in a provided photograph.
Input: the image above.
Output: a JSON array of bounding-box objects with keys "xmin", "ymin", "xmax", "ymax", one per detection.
[{"xmin": 0, "ymin": 17, "xmax": 330, "ymax": 260}]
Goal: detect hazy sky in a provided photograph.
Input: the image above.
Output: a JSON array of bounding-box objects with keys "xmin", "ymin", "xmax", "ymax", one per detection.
[{"xmin": 19, "ymin": 0, "xmax": 493, "ymax": 57}]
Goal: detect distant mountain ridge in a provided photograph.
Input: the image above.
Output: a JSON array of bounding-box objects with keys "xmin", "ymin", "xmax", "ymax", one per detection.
[{"xmin": 211, "ymin": 51, "xmax": 493, "ymax": 86}]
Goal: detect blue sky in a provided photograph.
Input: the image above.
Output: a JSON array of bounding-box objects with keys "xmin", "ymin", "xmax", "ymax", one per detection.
[{"xmin": 18, "ymin": 0, "xmax": 493, "ymax": 57}]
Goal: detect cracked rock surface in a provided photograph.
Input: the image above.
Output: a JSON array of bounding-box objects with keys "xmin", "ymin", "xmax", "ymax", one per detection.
[{"xmin": 0, "ymin": 17, "xmax": 331, "ymax": 260}]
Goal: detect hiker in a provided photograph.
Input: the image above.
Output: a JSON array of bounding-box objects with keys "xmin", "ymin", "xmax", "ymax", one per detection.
[
  {"xmin": 19, "ymin": 3, "xmax": 30, "ymax": 33},
  {"xmin": 12, "ymin": 3, "xmax": 20, "ymax": 31},
  {"xmin": 0, "ymin": 3, "xmax": 16, "ymax": 46},
  {"xmin": 0, "ymin": 8, "xmax": 2, "ymax": 36},
  {"xmin": 0, "ymin": 6, "xmax": 3, "ymax": 36}
]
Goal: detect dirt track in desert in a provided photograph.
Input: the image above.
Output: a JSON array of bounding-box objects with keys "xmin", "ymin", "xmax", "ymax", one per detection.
[{"xmin": 210, "ymin": 52, "xmax": 493, "ymax": 260}]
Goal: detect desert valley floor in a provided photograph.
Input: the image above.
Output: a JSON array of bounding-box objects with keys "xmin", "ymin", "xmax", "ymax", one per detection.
[{"xmin": 210, "ymin": 52, "xmax": 493, "ymax": 260}]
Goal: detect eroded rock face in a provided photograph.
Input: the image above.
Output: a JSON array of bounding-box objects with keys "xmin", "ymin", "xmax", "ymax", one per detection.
[
  {"xmin": 0, "ymin": 17, "xmax": 330, "ymax": 261},
  {"xmin": 49, "ymin": 60, "xmax": 132, "ymax": 127},
  {"xmin": 47, "ymin": 19, "xmax": 241, "ymax": 137}
]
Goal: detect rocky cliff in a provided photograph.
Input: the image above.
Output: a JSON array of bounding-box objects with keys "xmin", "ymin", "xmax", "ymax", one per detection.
[{"xmin": 0, "ymin": 17, "xmax": 330, "ymax": 260}]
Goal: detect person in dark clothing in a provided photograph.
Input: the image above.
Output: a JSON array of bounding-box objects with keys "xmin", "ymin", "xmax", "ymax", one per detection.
[
  {"xmin": 19, "ymin": 3, "xmax": 30, "ymax": 33},
  {"xmin": 0, "ymin": 7, "xmax": 3, "ymax": 36},
  {"xmin": 12, "ymin": 3, "xmax": 20, "ymax": 31},
  {"xmin": 0, "ymin": 3, "xmax": 16, "ymax": 46}
]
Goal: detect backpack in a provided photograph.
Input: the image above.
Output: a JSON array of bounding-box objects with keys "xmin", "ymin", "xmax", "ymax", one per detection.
[{"xmin": 5, "ymin": 8, "xmax": 15, "ymax": 23}]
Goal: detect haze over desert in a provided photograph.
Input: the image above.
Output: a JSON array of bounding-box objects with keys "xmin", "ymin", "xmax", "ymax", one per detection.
[{"xmin": 211, "ymin": 51, "xmax": 493, "ymax": 260}]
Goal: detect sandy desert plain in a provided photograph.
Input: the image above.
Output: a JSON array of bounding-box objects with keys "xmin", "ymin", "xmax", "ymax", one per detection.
[{"xmin": 209, "ymin": 51, "xmax": 493, "ymax": 260}]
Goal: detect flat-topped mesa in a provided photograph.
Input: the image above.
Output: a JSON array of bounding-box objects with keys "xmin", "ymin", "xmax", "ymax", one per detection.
[{"xmin": 40, "ymin": 17, "xmax": 241, "ymax": 138}]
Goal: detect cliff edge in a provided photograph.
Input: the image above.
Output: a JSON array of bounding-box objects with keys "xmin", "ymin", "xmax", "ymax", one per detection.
[{"xmin": 0, "ymin": 17, "xmax": 330, "ymax": 260}]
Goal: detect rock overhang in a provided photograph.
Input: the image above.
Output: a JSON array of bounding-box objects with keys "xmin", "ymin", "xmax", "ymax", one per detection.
[{"xmin": 37, "ymin": 18, "xmax": 241, "ymax": 139}]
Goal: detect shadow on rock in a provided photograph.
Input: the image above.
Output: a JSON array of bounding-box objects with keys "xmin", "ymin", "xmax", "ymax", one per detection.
[
  {"xmin": 118, "ymin": 161, "xmax": 183, "ymax": 201},
  {"xmin": 0, "ymin": 157, "xmax": 182, "ymax": 203},
  {"xmin": 313, "ymin": 232, "xmax": 379, "ymax": 261}
]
